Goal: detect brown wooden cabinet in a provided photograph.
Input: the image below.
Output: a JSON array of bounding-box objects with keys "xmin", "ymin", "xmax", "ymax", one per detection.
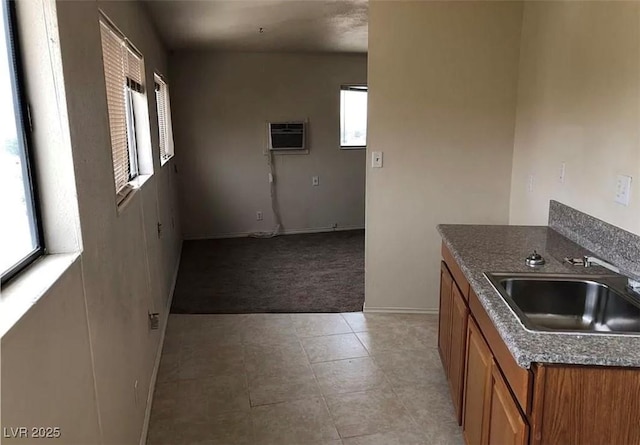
[
  {"xmin": 438, "ymin": 258, "xmax": 470, "ymax": 425},
  {"xmin": 463, "ymin": 318, "xmax": 493, "ymax": 445},
  {"xmin": 449, "ymin": 283, "xmax": 469, "ymax": 423},
  {"xmin": 487, "ymin": 362, "xmax": 529, "ymax": 445},
  {"xmin": 438, "ymin": 262, "xmax": 453, "ymax": 373},
  {"xmin": 439, "ymin": 241, "xmax": 640, "ymax": 445}
]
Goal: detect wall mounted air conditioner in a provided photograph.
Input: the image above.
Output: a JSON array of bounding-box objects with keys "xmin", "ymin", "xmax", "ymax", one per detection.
[{"xmin": 268, "ymin": 121, "xmax": 306, "ymax": 151}]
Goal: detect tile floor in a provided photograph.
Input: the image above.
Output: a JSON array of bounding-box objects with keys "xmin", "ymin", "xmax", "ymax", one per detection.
[{"xmin": 147, "ymin": 313, "xmax": 465, "ymax": 445}]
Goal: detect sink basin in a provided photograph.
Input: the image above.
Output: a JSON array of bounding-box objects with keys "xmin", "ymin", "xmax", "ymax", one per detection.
[{"xmin": 485, "ymin": 273, "xmax": 640, "ymax": 334}]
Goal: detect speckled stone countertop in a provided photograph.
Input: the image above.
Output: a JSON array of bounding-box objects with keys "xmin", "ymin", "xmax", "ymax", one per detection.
[{"xmin": 437, "ymin": 224, "xmax": 640, "ymax": 369}]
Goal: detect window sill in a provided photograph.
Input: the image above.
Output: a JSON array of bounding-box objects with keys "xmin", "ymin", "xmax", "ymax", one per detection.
[
  {"xmin": 117, "ymin": 174, "xmax": 153, "ymax": 214},
  {"xmin": 160, "ymin": 155, "xmax": 174, "ymax": 166},
  {"xmin": 0, "ymin": 252, "xmax": 80, "ymax": 338},
  {"xmin": 340, "ymin": 145, "xmax": 366, "ymax": 150}
]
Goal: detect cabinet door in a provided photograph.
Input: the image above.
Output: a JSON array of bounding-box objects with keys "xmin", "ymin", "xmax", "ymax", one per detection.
[
  {"xmin": 449, "ymin": 283, "xmax": 469, "ymax": 425},
  {"xmin": 438, "ymin": 262, "xmax": 453, "ymax": 372},
  {"xmin": 487, "ymin": 362, "xmax": 529, "ymax": 445},
  {"xmin": 463, "ymin": 318, "xmax": 493, "ymax": 445}
]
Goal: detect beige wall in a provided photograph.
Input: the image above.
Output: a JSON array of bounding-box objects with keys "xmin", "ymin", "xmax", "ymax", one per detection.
[
  {"xmin": 509, "ymin": 1, "xmax": 640, "ymax": 235},
  {"xmin": 1, "ymin": 1, "xmax": 182, "ymax": 444},
  {"xmin": 365, "ymin": 1, "xmax": 523, "ymax": 312},
  {"xmin": 170, "ymin": 51, "xmax": 367, "ymax": 239}
]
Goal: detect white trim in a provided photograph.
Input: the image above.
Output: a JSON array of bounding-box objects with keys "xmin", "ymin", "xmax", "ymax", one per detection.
[
  {"xmin": 138, "ymin": 240, "xmax": 182, "ymax": 445},
  {"xmin": 363, "ymin": 306, "xmax": 439, "ymax": 315},
  {"xmin": 183, "ymin": 225, "xmax": 365, "ymax": 241}
]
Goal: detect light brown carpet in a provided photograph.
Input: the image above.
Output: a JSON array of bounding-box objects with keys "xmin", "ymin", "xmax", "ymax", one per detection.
[{"xmin": 171, "ymin": 230, "xmax": 365, "ymax": 314}]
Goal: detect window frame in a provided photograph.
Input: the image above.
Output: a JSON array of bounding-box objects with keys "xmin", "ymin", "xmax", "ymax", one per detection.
[
  {"xmin": 339, "ymin": 84, "xmax": 368, "ymax": 150},
  {"xmin": 154, "ymin": 73, "xmax": 174, "ymax": 165},
  {"xmin": 99, "ymin": 14, "xmax": 151, "ymax": 208},
  {"xmin": 1, "ymin": 0, "xmax": 45, "ymax": 285}
]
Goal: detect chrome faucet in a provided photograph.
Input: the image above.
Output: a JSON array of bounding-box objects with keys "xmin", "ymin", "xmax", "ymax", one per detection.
[
  {"xmin": 565, "ymin": 255, "xmax": 640, "ymax": 295},
  {"xmin": 583, "ymin": 256, "xmax": 620, "ymax": 274}
]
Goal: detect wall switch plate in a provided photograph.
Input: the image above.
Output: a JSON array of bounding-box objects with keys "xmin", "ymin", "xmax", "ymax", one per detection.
[
  {"xmin": 256, "ymin": 211, "xmax": 263, "ymax": 221},
  {"xmin": 615, "ymin": 174, "xmax": 632, "ymax": 206},
  {"xmin": 372, "ymin": 151, "xmax": 383, "ymax": 168},
  {"xmin": 312, "ymin": 176, "xmax": 319, "ymax": 186},
  {"xmin": 559, "ymin": 162, "xmax": 566, "ymax": 184},
  {"xmin": 527, "ymin": 174, "xmax": 535, "ymax": 193}
]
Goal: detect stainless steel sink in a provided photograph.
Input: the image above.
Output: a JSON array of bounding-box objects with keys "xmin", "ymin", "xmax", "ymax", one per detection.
[{"xmin": 485, "ymin": 273, "xmax": 640, "ymax": 334}]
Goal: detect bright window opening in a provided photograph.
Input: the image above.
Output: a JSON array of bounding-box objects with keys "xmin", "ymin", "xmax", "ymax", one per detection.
[
  {"xmin": 0, "ymin": 0, "xmax": 43, "ymax": 283},
  {"xmin": 155, "ymin": 74, "xmax": 174, "ymax": 165},
  {"xmin": 340, "ymin": 85, "xmax": 367, "ymax": 149}
]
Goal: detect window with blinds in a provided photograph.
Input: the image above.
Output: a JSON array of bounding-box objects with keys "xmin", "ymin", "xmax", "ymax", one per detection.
[
  {"xmin": 154, "ymin": 74, "xmax": 174, "ymax": 165},
  {"xmin": 99, "ymin": 18, "xmax": 145, "ymax": 202}
]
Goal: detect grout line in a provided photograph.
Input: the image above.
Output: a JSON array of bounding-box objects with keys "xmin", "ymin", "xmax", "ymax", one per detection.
[{"xmin": 296, "ymin": 327, "xmax": 341, "ymax": 440}]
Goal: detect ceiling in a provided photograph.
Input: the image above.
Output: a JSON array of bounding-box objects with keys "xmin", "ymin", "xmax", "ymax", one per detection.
[{"xmin": 144, "ymin": 0, "xmax": 368, "ymax": 53}]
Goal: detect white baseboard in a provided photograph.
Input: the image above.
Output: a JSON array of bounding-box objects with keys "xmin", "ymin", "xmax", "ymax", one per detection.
[
  {"xmin": 363, "ymin": 306, "xmax": 439, "ymax": 315},
  {"xmin": 139, "ymin": 240, "xmax": 183, "ymax": 445},
  {"xmin": 184, "ymin": 225, "xmax": 365, "ymax": 241}
]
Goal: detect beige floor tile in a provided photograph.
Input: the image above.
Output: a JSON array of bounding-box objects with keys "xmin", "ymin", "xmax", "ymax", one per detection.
[
  {"xmin": 355, "ymin": 326, "xmax": 431, "ymax": 355},
  {"xmin": 423, "ymin": 426, "xmax": 465, "ymax": 445},
  {"xmin": 251, "ymin": 397, "xmax": 340, "ymax": 444},
  {"xmin": 341, "ymin": 428, "xmax": 430, "ymax": 445},
  {"xmin": 341, "ymin": 313, "xmax": 436, "ymax": 333},
  {"xmin": 183, "ymin": 374, "xmax": 250, "ymax": 416},
  {"xmin": 165, "ymin": 314, "xmax": 203, "ymax": 337},
  {"xmin": 248, "ymin": 371, "xmax": 321, "ymax": 406},
  {"xmin": 301, "ymin": 333, "xmax": 369, "ymax": 363},
  {"xmin": 393, "ymin": 383, "xmax": 458, "ymax": 429},
  {"xmin": 325, "ymin": 388, "xmax": 415, "ymax": 438},
  {"xmin": 150, "ymin": 313, "xmax": 461, "ymax": 445},
  {"xmin": 147, "ymin": 410, "xmax": 253, "ymax": 445},
  {"xmin": 312, "ymin": 357, "xmax": 389, "ymax": 395},
  {"xmin": 156, "ymin": 352, "xmax": 179, "ymax": 383},
  {"xmin": 149, "ymin": 381, "xmax": 181, "ymax": 423},
  {"xmin": 179, "ymin": 344, "xmax": 245, "ymax": 380},
  {"xmin": 242, "ymin": 325, "xmax": 298, "ymax": 347},
  {"xmin": 372, "ymin": 348, "xmax": 444, "ymax": 388},
  {"xmin": 181, "ymin": 326, "xmax": 244, "ymax": 349},
  {"xmin": 244, "ymin": 341, "xmax": 312, "ymax": 380},
  {"xmin": 292, "ymin": 313, "xmax": 353, "ymax": 337},
  {"xmin": 151, "ymin": 374, "xmax": 250, "ymax": 416},
  {"xmin": 242, "ymin": 313, "xmax": 294, "ymax": 329},
  {"xmin": 161, "ymin": 333, "xmax": 182, "ymax": 355},
  {"xmin": 152, "ymin": 374, "xmax": 250, "ymax": 425},
  {"xmin": 407, "ymin": 323, "xmax": 440, "ymax": 349}
]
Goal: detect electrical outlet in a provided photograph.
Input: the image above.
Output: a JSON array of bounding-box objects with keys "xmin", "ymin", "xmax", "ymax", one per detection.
[
  {"xmin": 559, "ymin": 162, "xmax": 566, "ymax": 184},
  {"xmin": 372, "ymin": 151, "xmax": 383, "ymax": 168},
  {"xmin": 527, "ymin": 174, "xmax": 535, "ymax": 193},
  {"xmin": 312, "ymin": 176, "xmax": 319, "ymax": 186},
  {"xmin": 615, "ymin": 175, "xmax": 632, "ymax": 206},
  {"xmin": 256, "ymin": 211, "xmax": 263, "ymax": 221},
  {"xmin": 148, "ymin": 312, "xmax": 159, "ymax": 330}
]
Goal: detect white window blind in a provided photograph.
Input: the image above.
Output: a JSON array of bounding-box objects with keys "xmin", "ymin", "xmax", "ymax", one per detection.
[
  {"xmin": 99, "ymin": 19, "xmax": 145, "ymax": 197},
  {"xmin": 155, "ymin": 74, "xmax": 174, "ymax": 164}
]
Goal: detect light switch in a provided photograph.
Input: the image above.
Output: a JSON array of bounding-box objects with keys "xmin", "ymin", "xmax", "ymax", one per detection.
[
  {"xmin": 615, "ymin": 174, "xmax": 632, "ymax": 206},
  {"xmin": 372, "ymin": 151, "xmax": 383, "ymax": 168}
]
